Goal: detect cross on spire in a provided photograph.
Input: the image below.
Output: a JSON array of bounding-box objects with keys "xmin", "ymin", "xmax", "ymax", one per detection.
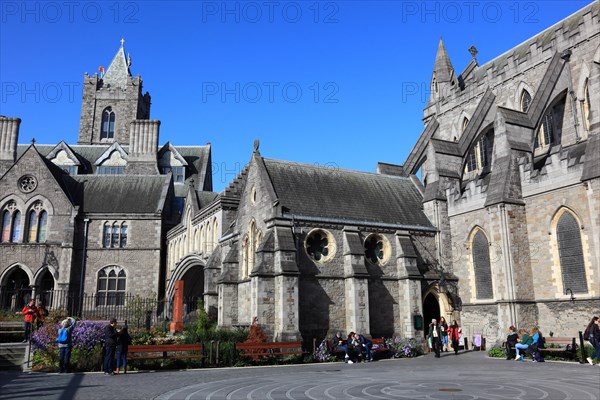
[{"xmin": 120, "ymin": 38, "xmax": 125, "ymax": 47}]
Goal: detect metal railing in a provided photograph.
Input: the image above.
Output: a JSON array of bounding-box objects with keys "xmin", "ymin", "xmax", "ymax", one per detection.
[{"xmin": 0, "ymin": 288, "xmax": 200, "ymax": 328}]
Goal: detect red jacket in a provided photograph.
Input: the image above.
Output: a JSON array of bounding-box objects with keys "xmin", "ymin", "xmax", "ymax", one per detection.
[
  {"xmin": 22, "ymin": 305, "xmax": 36, "ymax": 323},
  {"xmin": 448, "ymin": 325, "xmax": 461, "ymax": 341}
]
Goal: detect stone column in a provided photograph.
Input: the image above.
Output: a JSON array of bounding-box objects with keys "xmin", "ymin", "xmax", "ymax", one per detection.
[
  {"xmin": 396, "ymin": 231, "xmax": 423, "ymax": 339},
  {"xmin": 170, "ymin": 280, "xmax": 184, "ymax": 333},
  {"xmin": 342, "ymin": 227, "xmax": 370, "ymax": 335}
]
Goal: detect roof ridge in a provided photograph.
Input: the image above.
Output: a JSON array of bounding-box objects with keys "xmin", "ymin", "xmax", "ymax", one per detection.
[{"xmin": 262, "ymin": 157, "xmax": 413, "ymax": 180}]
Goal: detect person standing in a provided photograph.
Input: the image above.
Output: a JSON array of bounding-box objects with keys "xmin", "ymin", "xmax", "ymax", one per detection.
[
  {"xmin": 103, "ymin": 318, "xmax": 118, "ymax": 375},
  {"xmin": 505, "ymin": 326, "xmax": 519, "ymax": 360},
  {"xmin": 20, "ymin": 299, "xmax": 36, "ymax": 342},
  {"xmin": 584, "ymin": 316, "xmax": 599, "ymax": 366},
  {"xmin": 115, "ymin": 325, "xmax": 132, "ymax": 374},
  {"xmin": 448, "ymin": 320, "xmax": 461, "ymax": 355},
  {"xmin": 439, "ymin": 317, "xmax": 449, "ymax": 352},
  {"xmin": 57, "ymin": 317, "xmax": 77, "ymax": 373},
  {"xmin": 428, "ymin": 319, "xmax": 442, "ymax": 358},
  {"xmin": 35, "ymin": 301, "xmax": 48, "ymax": 330}
]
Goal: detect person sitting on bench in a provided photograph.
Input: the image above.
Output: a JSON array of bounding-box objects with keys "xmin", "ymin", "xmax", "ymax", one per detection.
[
  {"xmin": 505, "ymin": 325, "xmax": 518, "ymax": 360},
  {"xmin": 353, "ymin": 332, "xmax": 373, "ymax": 362},
  {"xmin": 333, "ymin": 331, "xmax": 353, "ymax": 363},
  {"xmin": 514, "ymin": 329, "xmax": 532, "ymax": 361}
]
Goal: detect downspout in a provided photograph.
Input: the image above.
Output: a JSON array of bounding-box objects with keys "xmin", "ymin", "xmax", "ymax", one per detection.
[{"xmin": 78, "ymin": 218, "xmax": 90, "ymax": 316}]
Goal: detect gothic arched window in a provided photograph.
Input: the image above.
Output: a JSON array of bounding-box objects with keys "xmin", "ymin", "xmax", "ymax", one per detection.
[
  {"xmin": 101, "ymin": 107, "xmax": 116, "ymax": 140},
  {"xmin": 520, "ymin": 90, "xmax": 532, "ymax": 113},
  {"xmin": 556, "ymin": 211, "xmax": 587, "ymax": 294},
  {"xmin": 26, "ymin": 202, "xmax": 48, "ymax": 243},
  {"xmin": 96, "ymin": 266, "xmax": 126, "ymax": 306},
  {"xmin": 464, "ymin": 131, "xmax": 493, "ymax": 174},
  {"xmin": 582, "ymin": 79, "xmax": 591, "ymax": 131},
  {"xmin": 471, "ymin": 230, "xmax": 493, "ymax": 300}
]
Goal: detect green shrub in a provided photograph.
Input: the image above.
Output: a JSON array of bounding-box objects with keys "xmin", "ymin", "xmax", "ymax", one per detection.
[{"xmin": 487, "ymin": 346, "xmax": 505, "ymax": 358}]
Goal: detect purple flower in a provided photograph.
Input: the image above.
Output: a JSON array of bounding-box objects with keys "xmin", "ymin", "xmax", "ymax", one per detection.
[{"xmin": 31, "ymin": 320, "xmax": 107, "ymax": 354}]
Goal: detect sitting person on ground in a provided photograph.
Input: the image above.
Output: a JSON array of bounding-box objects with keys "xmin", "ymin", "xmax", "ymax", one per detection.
[
  {"xmin": 514, "ymin": 329, "xmax": 532, "ymax": 360},
  {"xmin": 527, "ymin": 326, "xmax": 545, "ymax": 363},
  {"xmin": 505, "ymin": 326, "xmax": 519, "ymax": 360},
  {"xmin": 353, "ymin": 332, "xmax": 373, "ymax": 362},
  {"xmin": 333, "ymin": 331, "xmax": 353, "ymax": 363}
]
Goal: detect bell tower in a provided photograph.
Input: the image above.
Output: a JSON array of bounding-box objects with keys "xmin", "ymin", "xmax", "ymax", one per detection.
[{"xmin": 78, "ymin": 39, "xmax": 151, "ymax": 145}]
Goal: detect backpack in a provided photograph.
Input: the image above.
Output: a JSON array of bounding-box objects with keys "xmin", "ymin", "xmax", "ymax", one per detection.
[
  {"xmin": 538, "ymin": 335, "xmax": 545, "ymax": 349},
  {"xmin": 57, "ymin": 328, "xmax": 68, "ymax": 344}
]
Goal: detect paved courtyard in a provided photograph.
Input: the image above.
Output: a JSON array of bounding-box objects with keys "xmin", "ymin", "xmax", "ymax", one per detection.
[{"xmin": 0, "ymin": 352, "xmax": 598, "ymax": 400}]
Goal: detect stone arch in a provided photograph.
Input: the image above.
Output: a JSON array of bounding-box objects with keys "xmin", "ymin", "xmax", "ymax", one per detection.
[
  {"xmin": 33, "ymin": 264, "xmax": 58, "ymax": 288},
  {"xmin": 514, "ymin": 81, "xmax": 535, "ymax": 112},
  {"xmin": 457, "ymin": 109, "xmax": 472, "ymax": 136},
  {"xmin": 422, "ymin": 283, "xmax": 453, "ymax": 338},
  {"xmin": 165, "ymin": 255, "xmax": 206, "ymax": 301},
  {"xmin": 0, "ymin": 263, "xmax": 34, "ymax": 309},
  {"xmin": 532, "ymin": 89, "xmax": 568, "ymax": 153}
]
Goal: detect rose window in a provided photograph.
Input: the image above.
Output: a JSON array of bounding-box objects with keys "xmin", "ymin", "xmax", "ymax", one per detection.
[{"xmin": 18, "ymin": 175, "xmax": 37, "ymax": 193}]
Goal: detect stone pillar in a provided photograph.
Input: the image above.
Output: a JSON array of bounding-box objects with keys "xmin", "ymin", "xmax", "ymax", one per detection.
[
  {"xmin": 396, "ymin": 231, "xmax": 423, "ymax": 339},
  {"xmin": 342, "ymin": 227, "xmax": 370, "ymax": 335},
  {"xmin": 170, "ymin": 280, "xmax": 184, "ymax": 333},
  {"xmin": 250, "ymin": 276, "xmax": 275, "ymax": 339},
  {"xmin": 273, "ymin": 275, "xmax": 300, "ymax": 341},
  {"xmin": 127, "ymin": 120, "xmax": 160, "ymax": 174}
]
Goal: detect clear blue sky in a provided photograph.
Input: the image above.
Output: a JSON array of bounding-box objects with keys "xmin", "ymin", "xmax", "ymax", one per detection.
[{"xmin": 0, "ymin": 1, "xmax": 591, "ymax": 191}]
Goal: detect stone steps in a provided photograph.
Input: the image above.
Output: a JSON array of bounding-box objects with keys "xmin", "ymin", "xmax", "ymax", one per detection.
[{"xmin": 0, "ymin": 343, "xmax": 30, "ymax": 371}]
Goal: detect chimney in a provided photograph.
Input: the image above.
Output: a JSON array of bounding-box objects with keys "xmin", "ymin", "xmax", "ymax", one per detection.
[
  {"xmin": 127, "ymin": 119, "xmax": 160, "ymax": 174},
  {"xmin": 0, "ymin": 117, "xmax": 21, "ymax": 174}
]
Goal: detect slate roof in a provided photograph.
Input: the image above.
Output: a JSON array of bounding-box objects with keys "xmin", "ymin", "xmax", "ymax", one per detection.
[
  {"xmin": 262, "ymin": 158, "xmax": 435, "ymax": 229},
  {"xmin": 581, "ymin": 134, "xmax": 600, "ymax": 181},
  {"xmin": 69, "ymin": 175, "xmax": 169, "ymax": 213},
  {"xmin": 433, "ymin": 38, "xmax": 455, "ymax": 83}
]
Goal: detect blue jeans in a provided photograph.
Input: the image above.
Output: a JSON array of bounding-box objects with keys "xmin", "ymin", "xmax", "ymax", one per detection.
[
  {"xmin": 515, "ymin": 343, "xmax": 529, "ymax": 357},
  {"xmin": 116, "ymin": 351, "xmax": 127, "ymax": 370},
  {"xmin": 59, "ymin": 346, "xmax": 71, "ymax": 372},
  {"xmin": 362, "ymin": 342, "xmax": 373, "ymax": 360},
  {"xmin": 589, "ymin": 342, "xmax": 600, "ymax": 360},
  {"xmin": 442, "ymin": 335, "xmax": 449, "ymax": 348},
  {"xmin": 335, "ymin": 344, "xmax": 349, "ymax": 356},
  {"xmin": 103, "ymin": 345, "xmax": 115, "ymax": 373}
]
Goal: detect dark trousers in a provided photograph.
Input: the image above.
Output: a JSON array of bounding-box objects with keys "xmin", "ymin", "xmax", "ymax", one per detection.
[
  {"xmin": 505, "ymin": 342, "xmax": 517, "ymax": 359},
  {"xmin": 59, "ymin": 346, "xmax": 72, "ymax": 373},
  {"xmin": 103, "ymin": 345, "xmax": 116, "ymax": 373},
  {"xmin": 23, "ymin": 322, "xmax": 32, "ymax": 341},
  {"xmin": 432, "ymin": 337, "xmax": 442, "ymax": 357},
  {"xmin": 452, "ymin": 339, "xmax": 459, "ymax": 354}
]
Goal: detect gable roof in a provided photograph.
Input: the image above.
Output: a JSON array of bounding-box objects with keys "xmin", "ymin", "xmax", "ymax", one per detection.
[
  {"xmin": 262, "ymin": 158, "xmax": 435, "ymax": 230},
  {"xmin": 70, "ymin": 175, "xmax": 170, "ymax": 214}
]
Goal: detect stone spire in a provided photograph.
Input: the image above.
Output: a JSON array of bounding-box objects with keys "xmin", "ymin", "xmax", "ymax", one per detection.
[
  {"xmin": 433, "ymin": 37, "xmax": 455, "ymax": 83},
  {"xmin": 102, "ymin": 38, "xmax": 132, "ymax": 88}
]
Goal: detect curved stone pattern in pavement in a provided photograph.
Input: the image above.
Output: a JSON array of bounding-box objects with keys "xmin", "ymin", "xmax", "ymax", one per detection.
[{"xmin": 156, "ymin": 361, "xmax": 600, "ymax": 400}]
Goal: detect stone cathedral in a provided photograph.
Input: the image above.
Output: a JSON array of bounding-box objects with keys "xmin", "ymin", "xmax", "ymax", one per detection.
[{"xmin": 1, "ymin": 3, "xmax": 598, "ymax": 344}]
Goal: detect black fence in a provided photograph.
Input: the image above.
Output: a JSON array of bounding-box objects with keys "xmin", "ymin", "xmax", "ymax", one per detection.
[{"xmin": 0, "ymin": 288, "xmax": 200, "ymax": 329}]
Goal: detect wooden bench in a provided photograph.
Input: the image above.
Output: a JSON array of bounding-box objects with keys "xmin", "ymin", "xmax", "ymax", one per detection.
[
  {"xmin": 235, "ymin": 341, "xmax": 306, "ymax": 359},
  {"xmin": 504, "ymin": 337, "xmax": 577, "ymax": 359},
  {"xmin": 127, "ymin": 343, "xmax": 205, "ymax": 361},
  {"xmin": 328, "ymin": 338, "xmax": 388, "ymax": 360}
]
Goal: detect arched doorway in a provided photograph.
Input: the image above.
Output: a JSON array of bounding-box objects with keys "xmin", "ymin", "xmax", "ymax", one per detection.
[
  {"xmin": 2, "ymin": 267, "xmax": 32, "ymax": 310},
  {"xmin": 37, "ymin": 269, "xmax": 55, "ymax": 307},
  {"xmin": 165, "ymin": 256, "xmax": 205, "ymax": 319},
  {"xmin": 423, "ymin": 293, "xmax": 440, "ymax": 338}
]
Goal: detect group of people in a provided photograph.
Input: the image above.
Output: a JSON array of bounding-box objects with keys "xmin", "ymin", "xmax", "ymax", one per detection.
[
  {"xmin": 103, "ymin": 318, "xmax": 132, "ymax": 375},
  {"xmin": 333, "ymin": 331, "xmax": 373, "ymax": 363},
  {"xmin": 19, "ymin": 298, "xmax": 48, "ymax": 342},
  {"xmin": 428, "ymin": 317, "xmax": 461, "ymax": 358},
  {"xmin": 504, "ymin": 325, "xmax": 545, "ymax": 362}
]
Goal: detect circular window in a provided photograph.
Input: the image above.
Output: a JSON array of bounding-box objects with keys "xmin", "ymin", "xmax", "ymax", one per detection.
[
  {"xmin": 364, "ymin": 234, "xmax": 391, "ymax": 265},
  {"xmin": 305, "ymin": 229, "xmax": 336, "ymax": 263},
  {"xmin": 18, "ymin": 175, "xmax": 38, "ymax": 193}
]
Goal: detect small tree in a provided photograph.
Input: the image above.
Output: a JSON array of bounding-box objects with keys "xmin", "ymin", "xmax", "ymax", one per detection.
[{"xmin": 242, "ymin": 317, "xmax": 267, "ymax": 360}]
